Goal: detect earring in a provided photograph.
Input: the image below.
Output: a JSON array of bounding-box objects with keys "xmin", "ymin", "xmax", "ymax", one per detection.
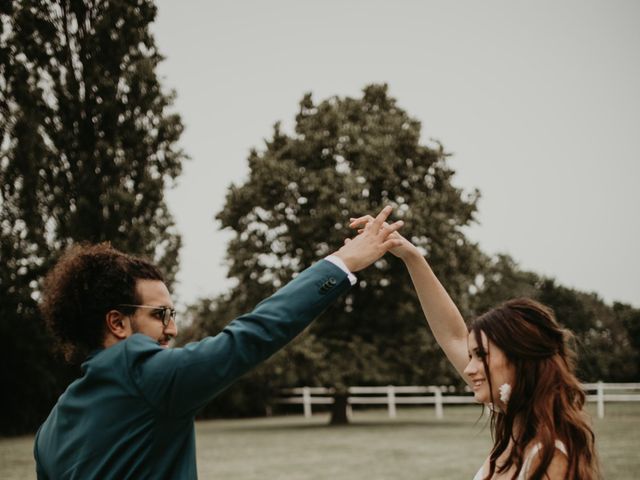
[{"xmin": 499, "ymin": 383, "xmax": 512, "ymax": 404}]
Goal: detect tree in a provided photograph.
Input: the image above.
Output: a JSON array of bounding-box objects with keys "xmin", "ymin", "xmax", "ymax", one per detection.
[
  {"xmin": 536, "ymin": 280, "xmax": 638, "ymax": 382},
  {"xmin": 613, "ymin": 302, "xmax": 640, "ymax": 381},
  {"xmin": 183, "ymin": 84, "xmax": 484, "ymax": 423},
  {"xmin": 469, "ymin": 254, "xmax": 541, "ymax": 316},
  {"xmin": 614, "ymin": 302, "xmax": 640, "ymax": 380},
  {"xmin": 0, "ymin": 0, "xmax": 186, "ymax": 434}
]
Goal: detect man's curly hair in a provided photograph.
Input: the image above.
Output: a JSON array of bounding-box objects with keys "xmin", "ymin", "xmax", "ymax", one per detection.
[{"xmin": 40, "ymin": 242, "xmax": 165, "ymax": 362}]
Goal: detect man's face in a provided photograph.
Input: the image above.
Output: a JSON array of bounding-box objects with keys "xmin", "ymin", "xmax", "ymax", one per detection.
[{"xmin": 128, "ymin": 279, "xmax": 177, "ymax": 347}]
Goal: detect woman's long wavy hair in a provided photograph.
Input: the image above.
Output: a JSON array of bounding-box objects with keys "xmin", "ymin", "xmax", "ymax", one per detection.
[{"xmin": 472, "ymin": 298, "xmax": 599, "ymax": 480}]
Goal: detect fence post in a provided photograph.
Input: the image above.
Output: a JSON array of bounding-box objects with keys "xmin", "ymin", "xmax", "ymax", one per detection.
[
  {"xmin": 597, "ymin": 381, "xmax": 604, "ymax": 419},
  {"xmin": 303, "ymin": 386, "xmax": 312, "ymax": 418},
  {"xmin": 434, "ymin": 387, "xmax": 443, "ymax": 419},
  {"xmin": 387, "ymin": 385, "xmax": 397, "ymax": 418}
]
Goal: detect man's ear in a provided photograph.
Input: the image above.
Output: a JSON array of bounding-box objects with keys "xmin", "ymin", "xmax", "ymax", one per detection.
[{"xmin": 105, "ymin": 310, "xmax": 131, "ymax": 340}]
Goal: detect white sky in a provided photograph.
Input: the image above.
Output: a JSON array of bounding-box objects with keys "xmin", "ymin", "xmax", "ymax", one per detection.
[{"xmin": 152, "ymin": 0, "xmax": 639, "ymax": 308}]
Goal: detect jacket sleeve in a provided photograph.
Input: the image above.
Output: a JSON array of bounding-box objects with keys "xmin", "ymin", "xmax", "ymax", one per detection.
[
  {"xmin": 128, "ymin": 260, "xmax": 351, "ymax": 417},
  {"xmin": 34, "ymin": 429, "xmax": 50, "ymax": 480}
]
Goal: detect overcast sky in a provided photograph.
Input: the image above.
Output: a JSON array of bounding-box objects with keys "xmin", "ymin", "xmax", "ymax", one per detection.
[{"xmin": 151, "ymin": 0, "xmax": 639, "ymax": 308}]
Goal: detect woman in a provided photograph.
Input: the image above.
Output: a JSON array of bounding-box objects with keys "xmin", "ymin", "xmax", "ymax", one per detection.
[{"xmin": 349, "ymin": 216, "xmax": 600, "ymax": 479}]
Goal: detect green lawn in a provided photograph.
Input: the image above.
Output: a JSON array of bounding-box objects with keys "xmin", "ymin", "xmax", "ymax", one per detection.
[{"xmin": 2, "ymin": 403, "xmax": 638, "ymax": 479}]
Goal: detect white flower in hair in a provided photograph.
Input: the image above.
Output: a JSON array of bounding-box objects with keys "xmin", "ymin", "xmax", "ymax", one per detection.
[{"xmin": 499, "ymin": 383, "xmax": 512, "ymax": 404}]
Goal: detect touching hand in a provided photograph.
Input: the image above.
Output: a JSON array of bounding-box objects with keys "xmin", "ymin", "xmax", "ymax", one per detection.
[
  {"xmin": 349, "ymin": 213, "xmax": 419, "ymax": 261},
  {"xmin": 333, "ymin": 206, "xmax": 404, "ymax": 272}
]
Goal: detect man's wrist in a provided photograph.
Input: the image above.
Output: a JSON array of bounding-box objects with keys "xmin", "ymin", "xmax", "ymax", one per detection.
[
  {"xmin": 330, "ymin": 251, "xmax": 351, "ymax": 271},
  {"xmin": 325, "ymin": 254, "xmax": 357, "ymax": 285}
]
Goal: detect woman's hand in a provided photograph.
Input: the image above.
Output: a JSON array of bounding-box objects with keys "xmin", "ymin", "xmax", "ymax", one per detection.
[{"xmin": 348, "ymin": 214, "xmax": 420, "ymax": 261}]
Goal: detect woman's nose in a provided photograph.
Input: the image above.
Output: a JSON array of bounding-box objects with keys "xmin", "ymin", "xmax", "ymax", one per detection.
[{"xmin": 463, "ymin": 359, "xmax": 476, "ymax": 376}]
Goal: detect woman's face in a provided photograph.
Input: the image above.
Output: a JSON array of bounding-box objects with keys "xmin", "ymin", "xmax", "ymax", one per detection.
[{"xmin": 464, "ymin": 330, "xmax": 515, "ymax": 407}]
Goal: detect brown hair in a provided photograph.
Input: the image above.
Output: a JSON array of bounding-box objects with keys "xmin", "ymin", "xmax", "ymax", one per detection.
[
  {"xmin": 40, "ymin": 242, "xmax": 164, "ymax": 362},
  {"xmin": 472, "ymin": 298, "xmax": 599, "ymax": 480}
]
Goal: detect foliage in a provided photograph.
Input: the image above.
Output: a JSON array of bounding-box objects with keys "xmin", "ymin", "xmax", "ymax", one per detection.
[
  {"xmin": 536, "ymin": 280, "xmax": 638, "ymax": 382},
  {"xmin": 0, "ymin": 0, "xmax": 185, "ymax": 434},
  {"xmin": 615, "ymin": 302, "xmax": 640, "ymax": 368}
]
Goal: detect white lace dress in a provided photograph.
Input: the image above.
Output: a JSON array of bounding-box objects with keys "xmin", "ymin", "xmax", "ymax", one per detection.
[{"xmin": 472, "ymin": 440, "xmax": 567, "ymax": 480}]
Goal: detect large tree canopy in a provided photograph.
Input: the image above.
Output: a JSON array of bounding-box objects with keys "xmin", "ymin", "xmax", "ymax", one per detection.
[
  {"xmin": 0, "ymin": 0, "xmax": 186, "ymax": 434},
  {"xmin": 183, "ymin": 84, "xmax": 485, "ymax": 423}
]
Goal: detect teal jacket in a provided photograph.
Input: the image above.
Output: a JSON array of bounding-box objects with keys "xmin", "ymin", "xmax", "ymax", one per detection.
[{"xmin": 34, "ymin": 260, "xmax": 350, "ymax": 479}]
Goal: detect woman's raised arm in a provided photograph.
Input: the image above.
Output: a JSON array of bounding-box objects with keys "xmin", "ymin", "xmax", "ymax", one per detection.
[{"xmin": 349, "ymin": 215, "xmax": 470, "ymax": 380}]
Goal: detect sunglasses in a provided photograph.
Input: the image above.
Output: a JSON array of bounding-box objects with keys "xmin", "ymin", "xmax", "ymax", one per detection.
[{"xmin": 116, "ymin": 304, "xmax": 177, "ymax": 327}]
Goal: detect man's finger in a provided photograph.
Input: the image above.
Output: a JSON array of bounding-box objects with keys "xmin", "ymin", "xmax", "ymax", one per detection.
[{"xmin": 371, "ymin": 206, "xmax": 393, "ymax": 231}]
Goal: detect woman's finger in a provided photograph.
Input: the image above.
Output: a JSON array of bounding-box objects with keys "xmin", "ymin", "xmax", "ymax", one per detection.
[
  {"xmin": 379, "ymin": 220, "xmax": 404, "ymax": 238},
  {"xmin": 349, "ymin": 215, "xmax": 375, "ymax": 229},
  {"xmin": 382, "ymin": 238, "xmax": 404, "ymax": 250}
]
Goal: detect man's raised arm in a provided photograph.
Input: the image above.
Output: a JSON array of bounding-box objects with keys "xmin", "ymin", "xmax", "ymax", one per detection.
[{"xmin": 131, "ymin": 206, "xmax": 404, "ymax": 416}]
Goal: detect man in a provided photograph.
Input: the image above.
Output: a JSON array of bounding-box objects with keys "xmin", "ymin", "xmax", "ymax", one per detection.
[{"xmin": 34, "ymin": 206, "xmax": 403, "ymax": 479}]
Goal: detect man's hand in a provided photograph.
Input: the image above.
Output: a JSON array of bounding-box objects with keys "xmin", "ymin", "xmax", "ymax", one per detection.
[
  {"xmin": 333, "ymin": 206, "xmax": 404, "ymax": 272},
  {"xmin": 349, "ymin": 213, "xmax": 420, "ymax": 262}
]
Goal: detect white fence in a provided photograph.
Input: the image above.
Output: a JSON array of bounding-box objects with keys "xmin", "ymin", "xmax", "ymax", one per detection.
[
  {"xmin": 583, "ymin": 382, "xmax": 640, "ymax": 419},
  {"xmin": 275, "ymin": 382, "xmax": 640, "ymax": 420}
]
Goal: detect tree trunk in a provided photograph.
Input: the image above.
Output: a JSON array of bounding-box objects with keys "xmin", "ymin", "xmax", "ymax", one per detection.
[{"xmin": 330, "ymin": 392, "xmax": 350, "ymax": 425}]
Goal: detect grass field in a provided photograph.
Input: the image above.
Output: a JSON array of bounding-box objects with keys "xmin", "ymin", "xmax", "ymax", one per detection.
[{"xmin": 1, "ymin": 403, "xmax": 638, "ymax": 479}]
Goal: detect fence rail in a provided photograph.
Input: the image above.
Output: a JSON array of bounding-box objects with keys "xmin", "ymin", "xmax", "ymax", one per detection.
[{"xmin": 275, "ymin": 382, "xmax": 640, "ymax": 420}]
